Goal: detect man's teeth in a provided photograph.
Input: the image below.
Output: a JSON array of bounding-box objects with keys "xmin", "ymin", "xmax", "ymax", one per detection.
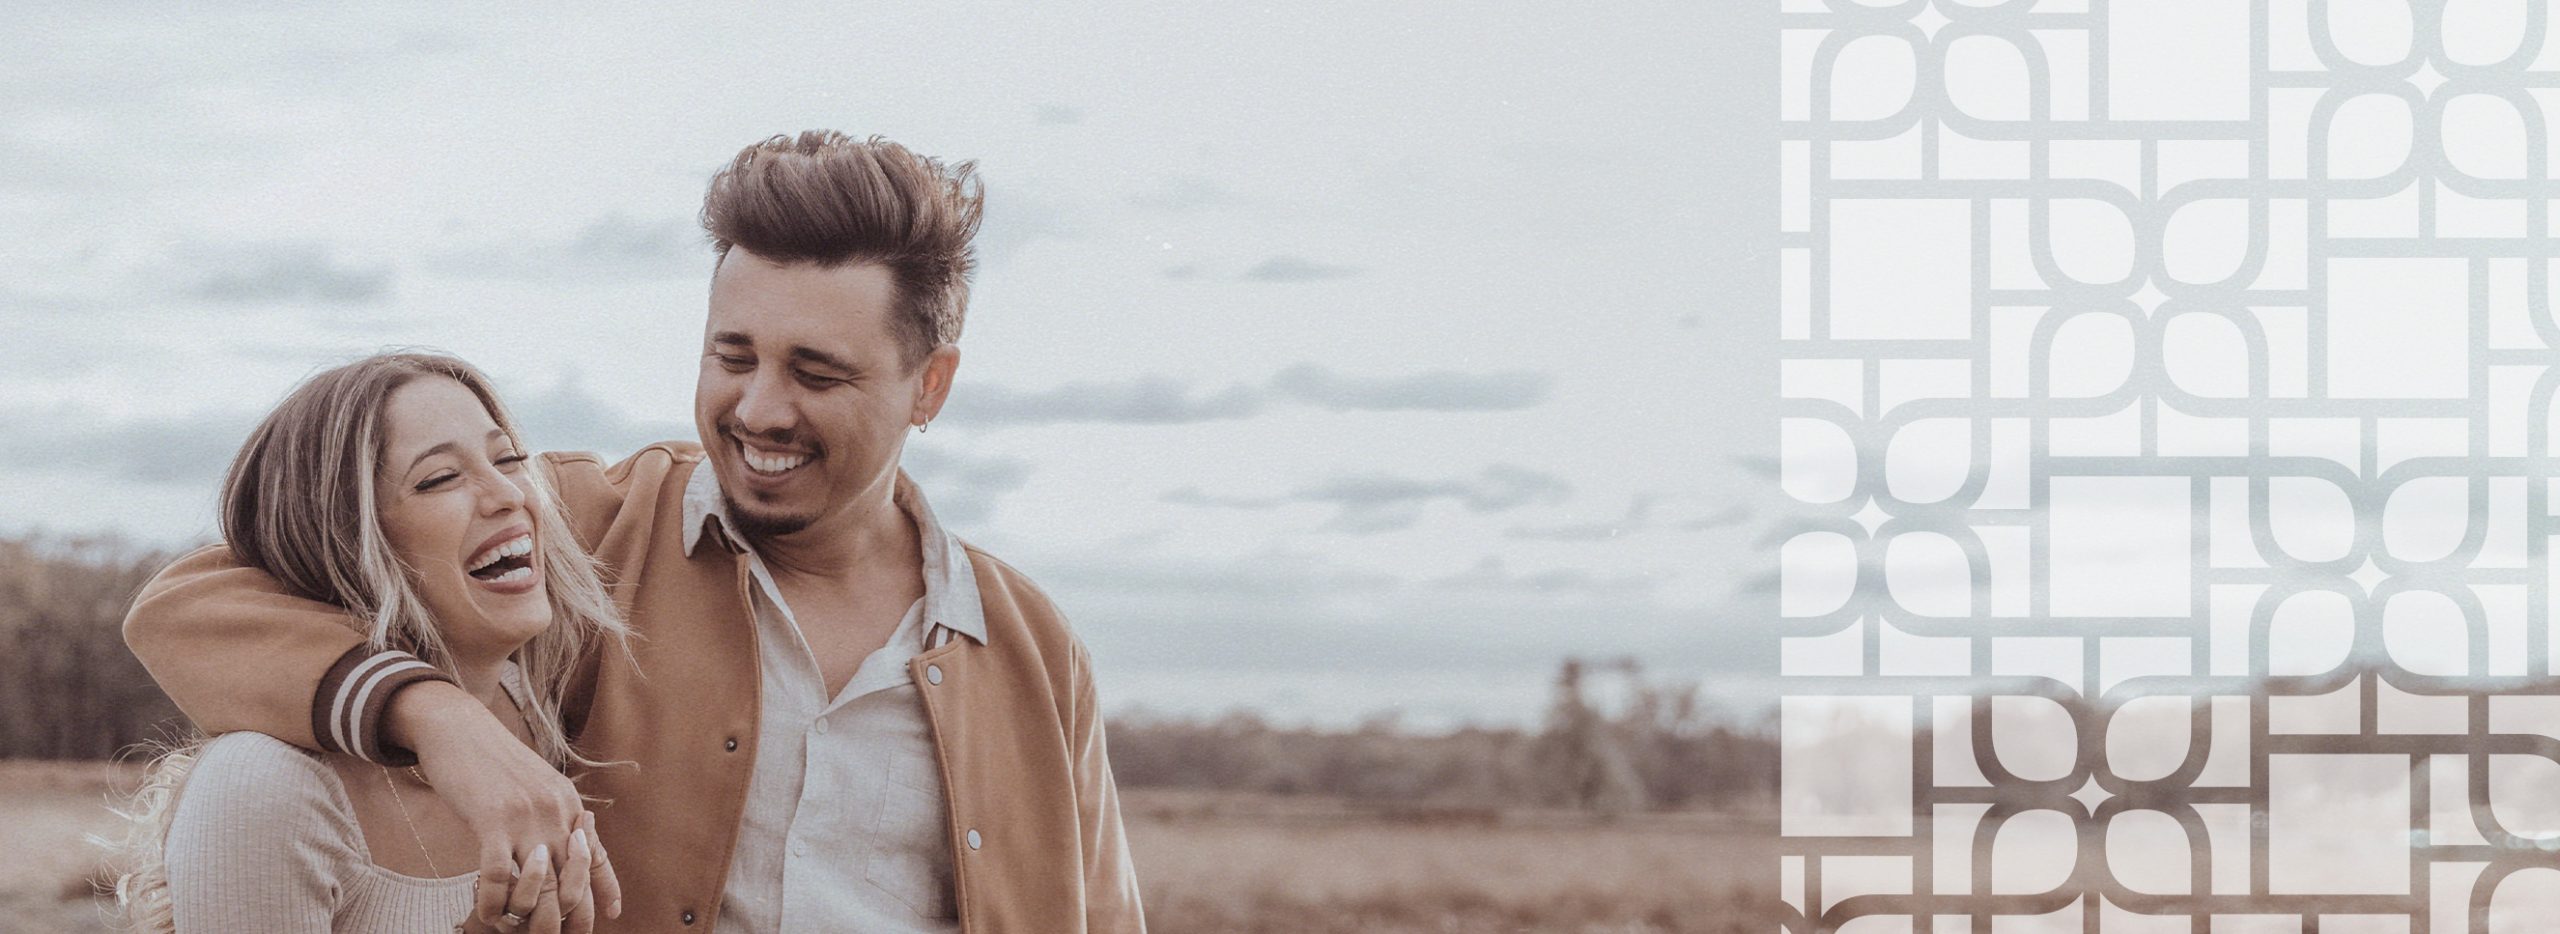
[
  {"xmin": 743, "ymin": 448, "xmax": 810, "ymax": 474},
  {"xmin": 468, "ymin": 535, "xmax": 534, "ymax": 573}
]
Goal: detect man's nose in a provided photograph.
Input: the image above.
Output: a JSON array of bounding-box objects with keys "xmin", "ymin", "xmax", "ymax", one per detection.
[{"xmin": 734, "ymin": 367, "xmax": 796, "ymax": 435}]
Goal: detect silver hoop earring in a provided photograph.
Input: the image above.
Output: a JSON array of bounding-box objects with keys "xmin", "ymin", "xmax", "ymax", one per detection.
[{"xmin": 917, "ymin": 421, "xmax": 930, "ymax": 434}]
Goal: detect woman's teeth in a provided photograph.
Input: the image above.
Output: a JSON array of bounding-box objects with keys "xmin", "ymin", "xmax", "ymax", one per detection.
[
  {"xmin": 467, "ymin": 534, "xmax": 533, "ymax": 575},
  {"xmin": 743, "ymin": 447, "xmax": 810, "ymax": 474}
]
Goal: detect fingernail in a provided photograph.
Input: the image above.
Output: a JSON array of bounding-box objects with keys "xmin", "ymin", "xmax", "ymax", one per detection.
[
  {"xmin": 531, "ymin": 844, "xmax": 550, "ymax": 866},
  {"xmin": 609, "ymin": 899, "xmax": 623, "ymax": 918},
  {"xmin": 573, "ymin": 828, "xmax": 589, "ymax": 849}
]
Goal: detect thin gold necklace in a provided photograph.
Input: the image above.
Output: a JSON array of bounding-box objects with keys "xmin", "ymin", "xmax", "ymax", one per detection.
[{"xmin": 380, "ymin": 765, "xmax": 444, "ymax": 878}]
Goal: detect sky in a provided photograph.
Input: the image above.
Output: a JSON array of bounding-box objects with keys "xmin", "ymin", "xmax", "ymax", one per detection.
[{"xmin": 0, "ymin": 2, "xmax": 1778, "ymax": 730}]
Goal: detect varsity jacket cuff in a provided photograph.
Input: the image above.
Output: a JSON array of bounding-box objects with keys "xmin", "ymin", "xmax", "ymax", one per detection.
[{"xmin": 312, "ymin": 645, "xmax": 456, "ymax": 767}]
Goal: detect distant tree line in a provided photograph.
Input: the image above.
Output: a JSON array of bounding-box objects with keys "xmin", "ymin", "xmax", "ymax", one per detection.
[
  {"xmin": 0, "ymin": 534, "xmax": 1783, "ymax": 813},
  {"xmin": 1107, "ymin": 656, "xmax": 1779, "ymax": 812},
  {"xmin": 0, "ymin": 535, "xmax": 189, "ymax": 760}
]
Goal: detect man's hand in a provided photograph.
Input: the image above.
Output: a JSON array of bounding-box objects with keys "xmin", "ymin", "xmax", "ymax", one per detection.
[{"xmin": 389, "ymin": 682, "xmax": 623, "ymax": 932}]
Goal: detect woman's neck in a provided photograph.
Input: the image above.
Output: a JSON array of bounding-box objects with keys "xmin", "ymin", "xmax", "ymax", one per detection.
[{"xmin": 448, "ymin": 651, "xmax": 521, "ymax": 729}]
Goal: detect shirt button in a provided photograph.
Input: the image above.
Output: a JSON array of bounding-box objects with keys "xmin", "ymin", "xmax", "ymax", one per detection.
[
  {"xmin": 723, "ymin": 737, "xmax": 738, "ymax": 752},
  {"xmin": 792, "ymin": 840, "xmax": 809, "ymax": 858},
  {"xmin": 926, "ymin": 665, "xmax": 944, "ymax": 685},
  {"xmin": 812, "ymin": 718, "xmax": 830, "ymax": 735},
  {"xmin": 966, "ymin": 828, "xmax": 982, "ymax": 850}
]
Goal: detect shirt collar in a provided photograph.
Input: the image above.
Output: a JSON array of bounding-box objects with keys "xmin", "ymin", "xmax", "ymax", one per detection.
[{"xmin": 682, "ymin": 460, "xmax": 988, "ymax": 645}]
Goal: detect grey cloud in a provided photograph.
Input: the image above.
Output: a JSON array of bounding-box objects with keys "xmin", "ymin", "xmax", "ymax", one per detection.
[
  {"xmin": 1428, "ymin": 556, "xmax": 1660, "ymax": 595},
  {"xmin": 900, "ymin": 444, "xmax": 1034, "ymax": 527},
  {"xmin": 946, "ymin": 363, "xmax": 1552, "ymax": 430},
  {"xmin": 1240, "ymin": 255, "xmax": 1362, "ymax": 283},
  {"xmin": 1165, "ymin": 464, "xmax": 1571, "ymax": 535},
  {"xmin": 505, "ymin": 376, "xmax": 694, "ymax": 457},
  {"xmin": 177, "ymin": 242, "xmax": 393, "ymax": 305},
  {"xmin": 0, "ymin": 406, "xmax": 255, "ymax": 487},
  {"xmin": 940, "ymin": 377, "xmax": 1264, "ymax": 428},
  {"xmin": 1161, "ymin": 263, "xmax": 1202, "ymax": 280},
  {"xmin": 1506, "ymin": 494, "xmax": 1659, "ymax": 542},
  {"xmin": 1269, "ymin": 363, "xmax": 1550, "ymax": 413},
  {"xmin": 1024, "ymin": 548, "xmax": 1726, "ymax": 678},
  {"xmin": 1125, "ymin": 176, "xmax": 1237, "ymax": 213},
  {"xmin": 433, "ymin": 213, "xmax": 707, "ymax": 281},
  {"xmin": 1680, "ymin": 503, "xmax": 1754, "ymax": 531}
]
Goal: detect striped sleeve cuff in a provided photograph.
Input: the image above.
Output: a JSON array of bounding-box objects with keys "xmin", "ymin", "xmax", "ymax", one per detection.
[{"xmin": 312, "ymin": 646, "xmax": 456, "ymax": 767}]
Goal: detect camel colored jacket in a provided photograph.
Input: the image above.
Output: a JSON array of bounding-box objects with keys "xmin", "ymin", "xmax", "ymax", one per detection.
[{"xmin": 122, "ymin": 442, "xmax": 1146, "ymax": 933}]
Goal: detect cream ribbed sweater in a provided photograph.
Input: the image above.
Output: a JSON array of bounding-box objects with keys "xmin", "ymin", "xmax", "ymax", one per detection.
[{"xmin": 164, "ymin": 731, "xmax": 474, "ymax": 933}]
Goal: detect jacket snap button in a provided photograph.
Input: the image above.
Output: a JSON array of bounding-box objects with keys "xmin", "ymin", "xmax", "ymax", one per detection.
[
  {"xmin": 966, "ymin": 828, "xmax": 981, "ymax": 850},
  {"xmin": 723, "ymin": 737, "xmax": 738, "ymax": 752},
  {"xmin": 926, "ymin": 665, "xmax": 943, "ymax": 685},
  {"xmin": 681, "ymin": 910, "xmax": 697, "ymax": 925}
]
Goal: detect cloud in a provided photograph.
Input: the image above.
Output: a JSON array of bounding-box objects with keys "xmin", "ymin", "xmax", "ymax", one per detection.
[
  {"xmin": 1035, "ymin": 104, "xmax": 1084, "ymax": 125},
  {"xmin": 1270, "ymin": 363, "xmax": 1550, "ymax": 413},
  {"xmin": 1427, "ymin": 556, "xmax": 1660, "ymax": 595},
  {"xmin": 505, "ymin": 376, "xmax": 694, "ymax": 456},
  {"xmin": 1506, "ymin": 494, "xmax": 1659, "ymax": 541},
  {"xmin": 1125, "ymin": 176, "xmax": 1238, "ymax": 213},
  {"xmin": 1164, "ymin": 464, "xmax": 1571, "ymax": 534},
  {"xmin": 0, "ymin": 406, "xmax": 256, "ymax": 487},
  {"xmin": 1240, "ymin": 255, "xmax": 1363, "ymax": 282},
  {"xmin": 433, "ymin": 213, "xmax": 708, "ymax": 281},
  {"xmin": 900, "ymin": 444, "xmax": 1033, "ymax": 527},
  {"xmin": 940, "ymin": 377, "xmax": 1264, "ymax": 427},
  {"xmin": 945, "ymin": 363, "xmax": 1552, "ymax": 430},
  {"xmin": 176, "ymin": 242, "xmax": 393, "ymax": 305}
]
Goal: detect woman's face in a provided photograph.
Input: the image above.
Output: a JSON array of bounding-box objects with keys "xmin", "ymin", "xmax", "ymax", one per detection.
[{"xmin": 375, "ymin": 376, "xmax": 550, "ymax": 659}]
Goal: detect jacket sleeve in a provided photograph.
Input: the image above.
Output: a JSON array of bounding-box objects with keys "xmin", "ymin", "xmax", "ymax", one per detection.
[
  {"xmin": 1067, "ymin": 637, "xmax": 1147, "ymax": 932},
  {"xmin": 123, "ymin": 545, "xmax": 453, "ymax": 766},
  {"xmin": 121, "ymin": 448, "xmax": 655, "ymax": 766}
]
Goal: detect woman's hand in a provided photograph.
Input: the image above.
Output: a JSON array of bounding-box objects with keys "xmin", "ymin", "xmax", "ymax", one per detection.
[{"xmin": 392, "ymin": 682, "xmax": 621, "ymax": 932}]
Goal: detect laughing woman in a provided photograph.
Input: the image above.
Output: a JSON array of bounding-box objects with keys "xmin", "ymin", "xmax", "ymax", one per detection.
[{"xmin": 107, "ymin": 353, "xmax": 630, "ymax": 933}]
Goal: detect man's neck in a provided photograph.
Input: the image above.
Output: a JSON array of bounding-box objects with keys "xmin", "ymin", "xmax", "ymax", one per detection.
[{"xmin": 754, "ymin": 487, "xmax": 916, "ymax": 582}]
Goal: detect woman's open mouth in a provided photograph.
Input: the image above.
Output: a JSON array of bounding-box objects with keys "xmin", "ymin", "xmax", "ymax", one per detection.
[{"xmin": 464, "ymin": 531, "xmax": 541, "ymax": 594}]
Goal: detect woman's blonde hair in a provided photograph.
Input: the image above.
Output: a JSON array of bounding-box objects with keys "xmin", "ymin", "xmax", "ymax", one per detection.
[{"xmin": 106, "ymin": 351, "xmax": 631, "ymax": 931}]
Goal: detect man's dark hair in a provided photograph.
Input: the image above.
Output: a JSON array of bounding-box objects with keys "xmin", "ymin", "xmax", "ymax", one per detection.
[{"xmin": 701, "ymin": 131, "xmax": 985, "ymax": 373}]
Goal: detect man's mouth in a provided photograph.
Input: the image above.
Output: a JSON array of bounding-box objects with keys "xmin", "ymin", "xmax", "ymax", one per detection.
[{"xmin": 736, "ymin": 437, "xmax": 814, "ymax": 476}]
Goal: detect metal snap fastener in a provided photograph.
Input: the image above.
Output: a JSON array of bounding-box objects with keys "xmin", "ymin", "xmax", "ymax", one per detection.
[
  {"xmin": 966, "ymin": 828, "xmax": 981, "ymax": 850},
  {"xmin": 681, "ymin": 910, "xmax": 696, "ymax": 925},
  {"xmin": 724, "ymin": 737, "xmax": 738, "ymax": 752},
  {"xmin": 926, "ymin": 665, "xmax": 944, "ymax": 685}
]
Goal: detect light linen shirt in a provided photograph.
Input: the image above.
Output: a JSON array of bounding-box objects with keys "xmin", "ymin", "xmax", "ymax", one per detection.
[{"xmin": 686, "ymin": 465, "xmax": 986, "ymax": 934}]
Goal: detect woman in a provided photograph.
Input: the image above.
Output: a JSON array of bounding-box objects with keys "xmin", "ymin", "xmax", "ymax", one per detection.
[{"xmin": 106, "ymin": 352, "xmax": 631, "ymax": 933}]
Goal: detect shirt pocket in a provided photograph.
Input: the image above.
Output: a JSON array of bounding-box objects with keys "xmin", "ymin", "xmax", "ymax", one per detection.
[{"xmin": 862, "ymin": 771, "xmax": 956, "ymax": 920}]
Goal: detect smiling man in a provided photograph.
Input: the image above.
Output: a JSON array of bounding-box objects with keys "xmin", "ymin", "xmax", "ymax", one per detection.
[{"xmin": 123, "ymin": 132, "xmax": 1146, "ymax": 933}]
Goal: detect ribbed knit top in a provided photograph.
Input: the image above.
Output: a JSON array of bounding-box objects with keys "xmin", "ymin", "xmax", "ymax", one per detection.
[{"xmin": 164, "ymin": 731, "xmax": 474, "ymax": 932}]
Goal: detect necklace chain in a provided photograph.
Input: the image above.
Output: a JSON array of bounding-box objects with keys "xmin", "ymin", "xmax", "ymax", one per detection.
[{"xmin": 379, "ymin": 765, "xmax": 444, "ymax": 878}]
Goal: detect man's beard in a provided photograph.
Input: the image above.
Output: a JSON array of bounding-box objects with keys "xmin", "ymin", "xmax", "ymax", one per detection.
[{"xmin": 723, "ymin": 492, "xmax": 817, "ymax": 541}]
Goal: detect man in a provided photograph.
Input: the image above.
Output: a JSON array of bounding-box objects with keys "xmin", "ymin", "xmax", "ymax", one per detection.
[{"xmin": 123, "ymin": 131, "xmax": 1146, "ymax": 933}]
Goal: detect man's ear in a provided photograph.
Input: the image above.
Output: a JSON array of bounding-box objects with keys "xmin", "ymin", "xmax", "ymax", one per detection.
[{"xmin": 913, "ymin": 344, "xmax": 961, "ymax": 425}]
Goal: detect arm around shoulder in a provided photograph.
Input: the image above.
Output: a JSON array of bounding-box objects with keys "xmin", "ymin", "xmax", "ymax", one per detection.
[{"xmin": 124, "ymin": 545, "xmax": 454, "ymax": 764}]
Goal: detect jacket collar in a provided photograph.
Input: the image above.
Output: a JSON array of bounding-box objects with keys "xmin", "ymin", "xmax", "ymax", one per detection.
[{"xmin": 680, "ymin": 459, "xmax": 989, "ymax": 645}]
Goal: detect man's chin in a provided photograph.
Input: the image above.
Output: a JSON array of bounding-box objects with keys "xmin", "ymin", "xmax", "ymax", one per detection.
[{"xmin": 723, "ymin": 494, "xmax": 817, "ymax": 540}]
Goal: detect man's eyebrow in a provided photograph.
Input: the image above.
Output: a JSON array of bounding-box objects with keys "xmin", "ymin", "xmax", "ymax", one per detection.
[
  {"xmin": 405, "ymin": 429, "xmax": 511, "ymax": 476},
  {"xmin": 710, "ymin": 331, "xmax": 752, "ymax": 347}
]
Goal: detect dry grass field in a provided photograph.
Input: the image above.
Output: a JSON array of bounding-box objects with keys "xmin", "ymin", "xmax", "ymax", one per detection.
[{"xmin": 0, "ymin": 761, "xmax": 1775, "ymax": 934}]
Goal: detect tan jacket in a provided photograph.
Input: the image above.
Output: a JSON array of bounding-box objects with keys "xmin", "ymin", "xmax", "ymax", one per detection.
[{"xmin": 123, "ymin": 443, "xmax": 1146, "ymax": 933}]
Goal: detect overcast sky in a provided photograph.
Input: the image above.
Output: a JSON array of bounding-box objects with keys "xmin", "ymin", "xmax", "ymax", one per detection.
[{"xmin": 1, "ymin": 2, "xmax": 1775, "ymax": 729}]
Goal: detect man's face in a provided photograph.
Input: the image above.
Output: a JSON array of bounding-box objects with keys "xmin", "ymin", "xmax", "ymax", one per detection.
[{"xmin": 695, "ymin": 248, "xmax": 943, "ymax": 541}]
